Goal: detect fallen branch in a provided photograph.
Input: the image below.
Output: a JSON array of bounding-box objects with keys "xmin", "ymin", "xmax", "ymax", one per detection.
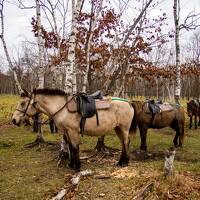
[
  {"xmin": 132, "ymin": 182, "xmax": 154, "ymax": 200},
  {"xmin": 51, "ymin": 170, "xmax": 93, "ymax": 200},
  {"xmin": 51, "ymin": 189, "xmax": 66, "ymax": 200},
  {"xmin": 71, "ymin": 169, "xmax": 93, "ymax": 185},
  {"xmin": 94, "ymin": 174, "xmax": 111, "ymax": 179}
]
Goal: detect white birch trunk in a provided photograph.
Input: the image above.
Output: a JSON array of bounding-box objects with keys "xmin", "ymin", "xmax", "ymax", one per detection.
[
  {"xmin": 36, "ymin": 0, "xmax": 44, "ymax": 89},
  {"xmin": 35, "ymin": 0, "xmax": 45, "ymax": 142},
  {"xmin": 173, "ymin": 0, "xmax": 181, "ymax": 104},
  {"xmin": 0, "ymin": 2, "xmax": 22, "ymax": 93},
  {"xmin": 64, "ymin": 0, "xmax": 84, "ymax": 94},
  {"xmin": 82, "ymin": 0, "xmax": 103, "ymax": 92}
]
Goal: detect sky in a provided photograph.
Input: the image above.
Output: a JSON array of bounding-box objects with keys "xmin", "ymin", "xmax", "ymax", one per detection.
[{"xmin": 0, "ymin": 0, "xmax": 200, "ymax": 72}]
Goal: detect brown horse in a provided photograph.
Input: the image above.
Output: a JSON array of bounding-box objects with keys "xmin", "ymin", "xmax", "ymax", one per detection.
[
  {"xmin": 187, "ymin": 99, "xmax": 200, "ymax": 129},
  {"xmin": 131, "ymin": 100, "xmax": 185, "ymax": 151},
  {"xmin": 12, "ymin": 89, "xmax": 136, "ymax": 171}
]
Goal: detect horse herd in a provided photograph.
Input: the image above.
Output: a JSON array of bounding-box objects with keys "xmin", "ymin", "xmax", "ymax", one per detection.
[{"xmin": 11, "ymin": 89, "xmax": 200, "ymax": 171}]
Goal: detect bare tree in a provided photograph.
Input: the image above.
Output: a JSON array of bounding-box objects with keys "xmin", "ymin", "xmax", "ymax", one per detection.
[
  {"xmin": 82, "ymin": 0, "xmax": 103, "ymax": 92},
  {"xmin": 64, "ymin": 0, "xmax": 84, "ymax": 93},
  {"xmin": 173, "ymin": 0, "xmax": 181, "ymax": 104},
  {"xmin": 0, "ymin": 0, "xmax": 22, "ymax": 93},
  {"xmin": 173, "ymin": 0, "xmax": 200, "ymax": 104}
]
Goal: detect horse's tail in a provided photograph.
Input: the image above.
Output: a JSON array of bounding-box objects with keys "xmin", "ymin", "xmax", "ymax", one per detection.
[{"xmin": 129, "ymin": 102, "xmax": 138, "ymax": 134}]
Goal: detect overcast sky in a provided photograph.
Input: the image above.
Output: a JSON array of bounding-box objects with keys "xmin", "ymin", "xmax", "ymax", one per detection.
[{"xmin": 0, "ymin": 0, "xmax": 200, "ymax": 72}]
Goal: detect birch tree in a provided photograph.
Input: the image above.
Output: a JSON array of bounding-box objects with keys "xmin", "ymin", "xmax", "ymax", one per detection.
[
  {"xmin": 82, "ymin": 0, "xmax": 103, "ymax": 92},
  {"xmin": 64, "ymin": 0, "xmax": 84, "ymax": 93},
  {"xmin": 0, "ymin": 0, "xmax": 22, "ymax": 93},
  {"xmin": 173, "ymin": 0, "xmax": 200, "ymax": 104},
  {"xmin": 34, "ymin": 0, "xmax": 45, "ymax": 143},
  {"xmin": 173, "ymin": 0, "xmax": 181, "ymax": 104},
  {"xmin": 36, "ymin": 0, "xmax": 45, "ymax": 89}
]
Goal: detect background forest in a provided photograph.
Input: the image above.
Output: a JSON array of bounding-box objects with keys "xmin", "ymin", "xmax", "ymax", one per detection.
[{"xmin": 0, "ymin": 0, "xmax": 200, "ymax": 101}]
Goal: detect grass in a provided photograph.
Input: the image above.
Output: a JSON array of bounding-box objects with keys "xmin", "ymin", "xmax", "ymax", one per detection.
[{"xmin": 1, "ymin": 95, "xmax": 200, "ymax": 199}]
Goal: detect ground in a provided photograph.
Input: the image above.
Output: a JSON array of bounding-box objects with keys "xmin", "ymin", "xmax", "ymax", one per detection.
[{"xmin": 1, "ymin": 95, "xmax": 200, "ymax": 200}]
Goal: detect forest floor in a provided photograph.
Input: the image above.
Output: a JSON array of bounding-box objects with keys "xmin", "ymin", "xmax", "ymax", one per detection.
[{"xmin": 1, "ymin": 95, "xmax": 200, "ymax": 200}]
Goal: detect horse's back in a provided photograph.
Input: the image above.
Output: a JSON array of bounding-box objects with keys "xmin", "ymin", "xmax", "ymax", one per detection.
[{"xmin": 83, "ymin": 100, "xmax": 134, "ymax": 135}]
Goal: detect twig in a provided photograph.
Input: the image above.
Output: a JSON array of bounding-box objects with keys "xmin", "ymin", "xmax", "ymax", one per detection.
[{"xmin": 132, "ymin": 182, "xmax": 154, "ymax": 200}]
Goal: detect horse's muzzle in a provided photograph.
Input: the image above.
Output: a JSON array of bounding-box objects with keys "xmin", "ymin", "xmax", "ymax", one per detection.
[{"xmin": 12, "ymin": 118, "xmax": 20, "ymax": 126}]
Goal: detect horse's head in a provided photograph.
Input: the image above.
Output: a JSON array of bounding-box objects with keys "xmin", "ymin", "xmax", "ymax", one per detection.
[{"xmin": 12, "ymin": 89, "xmax": 37, "ymax": 126}]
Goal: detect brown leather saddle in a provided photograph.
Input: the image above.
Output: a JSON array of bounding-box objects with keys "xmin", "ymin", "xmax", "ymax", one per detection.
[{"xmin": 67, "ymin": 91, "xmax": 110, "ymax": 134}]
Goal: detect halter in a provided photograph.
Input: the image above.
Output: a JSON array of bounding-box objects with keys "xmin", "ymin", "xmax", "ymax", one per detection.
[{"xmin": 16, "ymin": 93, "xmax": 34, "ymax": 117}]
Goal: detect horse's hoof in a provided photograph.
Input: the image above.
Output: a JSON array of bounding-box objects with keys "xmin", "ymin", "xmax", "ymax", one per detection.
[
  {"xmin": 140, "ymin": 146, "xmax": 147, "ymax": 151},
  {"xmin": 68, "ymin": 162, "xmax": 74, "ymax": 169},
  {"xmin": 116, "ymin": 161, "xmax": 128, "ymax": 167}
]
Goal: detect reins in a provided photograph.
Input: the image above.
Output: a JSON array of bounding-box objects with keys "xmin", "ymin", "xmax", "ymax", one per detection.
[
  {"xmin": 36, "ymin": 95, "xmax": 76, "ymax": 125},
  {"xmin": 17, "ymin": 93, "xmax": 76, "ymax": 125}
]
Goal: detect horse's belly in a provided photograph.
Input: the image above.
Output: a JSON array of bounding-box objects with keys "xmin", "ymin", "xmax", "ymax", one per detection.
[{"xmin": 83, "ymin": 112, "xmax": 118, "ymax": 136}]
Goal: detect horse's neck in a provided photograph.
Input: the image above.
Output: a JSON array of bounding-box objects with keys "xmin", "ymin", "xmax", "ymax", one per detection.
[{"xmin": 36, "ymin": 95, "xmax": 66, "ymax": 117}]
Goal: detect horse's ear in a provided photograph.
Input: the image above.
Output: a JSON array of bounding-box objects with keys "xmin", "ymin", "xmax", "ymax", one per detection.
[{"xmin": 20, "ymin": 89, "xmax": 30, "ymax": 97}]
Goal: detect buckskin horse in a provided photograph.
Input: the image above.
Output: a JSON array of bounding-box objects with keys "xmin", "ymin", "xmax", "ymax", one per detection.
[
  {"xmin": 187, "ymin": 99, "xmax": 200, "ymax": 129},
  {"xmin": 12, "ymin": 89, "xmax": 137, "ymax": 171},
  {"xmin": 131, "ymin": 100, "xmax": 185, "ymax": 151}
]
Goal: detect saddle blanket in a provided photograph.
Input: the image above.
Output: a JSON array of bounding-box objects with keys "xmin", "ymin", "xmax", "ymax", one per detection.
[
  {"xmin": 144, "ymin": 102, "xmax": 174, "ymax": 113},
  {"xmin": 159, "ymin": 103, "xmax": 174, "ymax": 112},
  {"xmin": 67, "ymin": 96, "xmax": 110, "ymax": 112}
]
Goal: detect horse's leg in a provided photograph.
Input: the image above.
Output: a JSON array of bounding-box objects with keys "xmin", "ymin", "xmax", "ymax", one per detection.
[
  {"xmin": 198, "ymin": 114, "xmax": 200, "ymax": 126},
  {"xmin": 68, "ymin": 143, "xmax": 80, "ymax": 171},
  {"xmin": 95, "ymin": 136, "xmax": 106, "ymax": 152},
  {"xmin": 195, "ymin": 115, "xmax": 197, "ymax": 129},
  {"xmin": 95, "ymin": 136, "xmax": 119, "ymax": 154},
  {"xmin": 178, "ymin": 121, "xmax": 185, "ymax": 147},
  {"xmin": 171, "ymin": 120, "xmax": 180, "ymax": 147},
  {"xmin": 49, "ymin": 119, "xmax": 55, "ymax": 133},
  {"xmin": 189, "ymin": 116, "xmax": 192, "ymax": 129},
  {"xmin": 67, "ymin": 131, "xmax": 81, "ymax": 171},
  {"xmin": 139, "ymin": 125, "xmax": 148, "ymax": 151},
  {"xmin": 115, "ymin": 127, "xmax": 129, "ymax": 167}
]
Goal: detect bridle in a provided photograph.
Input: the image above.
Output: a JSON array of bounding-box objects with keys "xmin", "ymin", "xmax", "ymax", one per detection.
[
  {"xmin": 16, "ymin": 93, "xmax": 36, "ymax": 117},
  {"xmin": 16, "ymin": 93, "xmax": 76, "ymax": 125}
]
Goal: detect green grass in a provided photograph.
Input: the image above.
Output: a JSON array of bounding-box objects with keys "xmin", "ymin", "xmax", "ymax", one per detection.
[
  {"xmin": 1, "ymin": 95, "xmax": 200, "ymax": 199},
  {"xmin": 0, "ymin": 94, "xmax": 19, "ymax": 125}
]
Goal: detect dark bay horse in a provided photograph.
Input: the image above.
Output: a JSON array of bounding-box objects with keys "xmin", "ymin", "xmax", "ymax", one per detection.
[
  {"xmin": 131, "ymin": 100, "xmax": 185, "ymax": 151},
  {"xmin": 187, "ymin": 99, "xmax": 200, "ymax": 129},
  {"xmin": 12, "ymin": 89, "xmax": 136, "ymax": 171}
]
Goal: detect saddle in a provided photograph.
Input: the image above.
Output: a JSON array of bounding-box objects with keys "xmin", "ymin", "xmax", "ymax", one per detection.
[
  {"xmin": 148, "ymin": 100, "xmax": 161, "ymax": 115},
  {"xmin": 145, "ymin": 99, "xmax": 174, "ymax": 126},
  {"xmin": 67, "ymin": 91, "xmax": 110, "ymax": 134}
]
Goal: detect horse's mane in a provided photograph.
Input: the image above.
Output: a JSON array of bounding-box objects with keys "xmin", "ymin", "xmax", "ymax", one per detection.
[{"xmin": 33, "ymin": 88, "xmax": 68, "ymax": 96}]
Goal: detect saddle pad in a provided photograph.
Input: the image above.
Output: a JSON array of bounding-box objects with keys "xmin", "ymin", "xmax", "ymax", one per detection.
[
  {"xmin": 143, "ymin": 102, "xmax": 174, "ymax": 113},
  {"xmin": 67, "ymin": 96, "xmax": 110, "ymax": 112},
  {"xmin": 159, "ymin": 103, "xmax": 174, "ymax": 112}
]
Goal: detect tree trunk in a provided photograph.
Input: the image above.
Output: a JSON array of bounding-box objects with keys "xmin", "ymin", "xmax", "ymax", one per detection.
[
  {"xmin": 82, "ymin": 0, "xmax": 103, "ymax": 92},
  {"xmin": 173, "ymin": 0, "xmax": 181, "ymax": 104},
  {"xmin": 35, "ymin": 0, "xmax": 45, "ymax": 143},
  {"xmin": 0, "ymin": 2, "xmax": 22, "ymax": 94},
  {"xmin": 64, "ymin": 0, "xmax": 84, "ymax": 94}
]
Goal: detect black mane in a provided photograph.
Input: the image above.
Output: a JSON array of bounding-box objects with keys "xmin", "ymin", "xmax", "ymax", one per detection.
[{"xmin": 33, "ymin": 88, "xmax": 68, "ymax": 96}]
